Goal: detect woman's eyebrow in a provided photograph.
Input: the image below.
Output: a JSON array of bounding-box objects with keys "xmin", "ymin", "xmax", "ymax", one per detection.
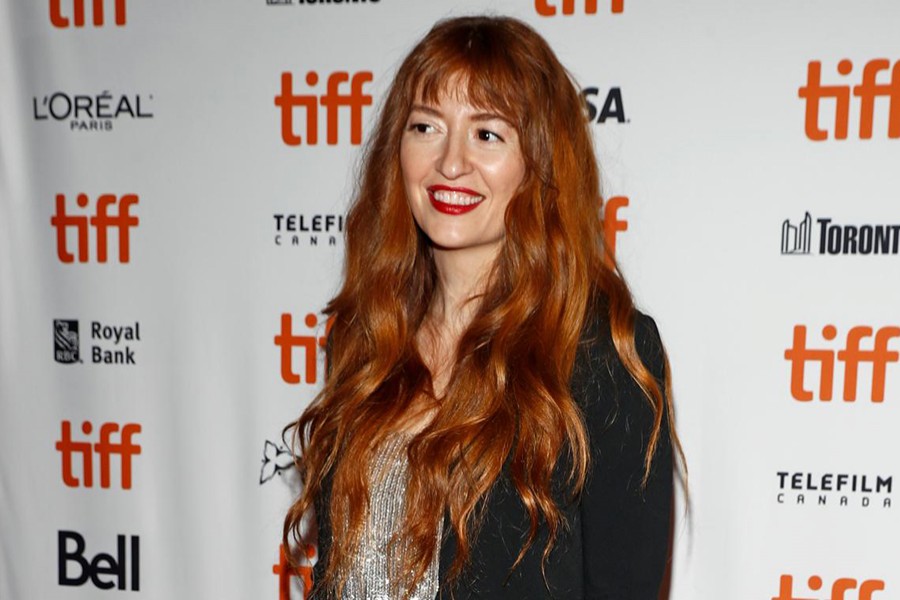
[
  {"xmin": 409, "ymin": 104, "xmax": 442, "ymax": 117},
  {"xmin": 470, "ymin": 112, "xmax": 512, "ymax": 125}
]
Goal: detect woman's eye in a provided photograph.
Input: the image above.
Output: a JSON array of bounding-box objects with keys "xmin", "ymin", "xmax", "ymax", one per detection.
[
  {"xmin": 477, "ymin": 129, "xmax": 503, "ymax": 142},
  {"xmin": 409, "ymin": 122, "xmax": 433, "ymax": 134}
]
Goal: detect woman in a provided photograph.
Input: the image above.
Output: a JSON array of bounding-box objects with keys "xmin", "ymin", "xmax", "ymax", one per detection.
[{"xmin": 285, "ymin": 15, "xmax": 683, "ymax": 600}]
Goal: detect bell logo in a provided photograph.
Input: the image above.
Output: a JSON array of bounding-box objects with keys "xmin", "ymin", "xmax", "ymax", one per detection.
[
  {"xmin": 56, "ymin": 420, "xmax": 142, "ymax": 489},
  {"xmin": 772, "ymin": 574, "xmax": 885, "ymax": 600},
  {"xmin": 50, "ymin": 0, "xmax": 127, "ymax": 28},
  {"xmin": 273, "ymin": 544, "xmax": 314, "ymax": 600},
  {"xmin": 58, "ymin": 531, "xmax": 139, "ymax": 591},
  {"xmin": 275, "ymin": 71, "xmax": 373, "ymax": 146},
  {"xmin": 274, "ymin": 313, "xmax": 334, "ymax": 385},
  {"xmin": 51, "ymin": 193, "xmax": 139, "ymax": 263},
  {"xmin": 784, "ymin": 325, "xmax": 900, "ymax": 402},
  {"xmin": 798, "ymin": 59, "xmax": 900, "ymax": 140},
  {"xmin": 536, "ymin": 0, "xmax": 623, "ymax": 16},
  {"xmin": 602, "ymin": 196, "xmax": 628, "ymax": 267}
]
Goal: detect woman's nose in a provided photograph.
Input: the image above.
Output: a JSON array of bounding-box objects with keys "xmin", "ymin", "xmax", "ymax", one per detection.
[{"xmin": 437, "ymin": 132, "xmax": 472, "ymax": 179}]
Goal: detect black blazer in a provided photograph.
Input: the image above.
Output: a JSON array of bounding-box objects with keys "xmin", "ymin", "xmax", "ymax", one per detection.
[{"xmin": 312, "ymin": 312, "xmax": 673, "ymax": 599}]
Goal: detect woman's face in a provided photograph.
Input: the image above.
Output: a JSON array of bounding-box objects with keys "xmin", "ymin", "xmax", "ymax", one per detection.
[{"xmin": 400, "ymin": 90, "xmax": 526, "ymax": 255}]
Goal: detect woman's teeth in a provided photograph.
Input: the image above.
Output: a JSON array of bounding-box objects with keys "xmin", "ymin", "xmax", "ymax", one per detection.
[{"xmin": 432, "ymin": 190, "xmax": 483, "ymax": 205}]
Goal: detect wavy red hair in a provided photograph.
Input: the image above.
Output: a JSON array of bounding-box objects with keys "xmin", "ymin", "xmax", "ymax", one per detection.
[{"xmin": 284, "ymin": 15, "xmax": 682, "ymax": 598}]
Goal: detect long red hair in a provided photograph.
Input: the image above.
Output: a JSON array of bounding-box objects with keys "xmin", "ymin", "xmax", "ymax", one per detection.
[{"xmin": 284, "ymin": 15, "xmax": 681, "ymax": 598}]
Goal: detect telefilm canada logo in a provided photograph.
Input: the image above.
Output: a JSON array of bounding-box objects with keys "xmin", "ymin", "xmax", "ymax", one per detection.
[
  {"xmin": 53, "ymin": 319, "xmax": 142, "ymax": 365},
  {"xmin": 273, "ymin": 213, "xmax": 344, "ymax": 247},
  {"xmin": 775, "ymin": 471, "xmax": 892, "ymax": 509},
  {"xmin": 33, "ymin": 91, "xmax": 153, "ymax": 132},
  {"xmin": 582, "ymin": 87, "xmax": 627, "ymax": 124},
  {"xmin": 781, "ymin": 212, "xmax": 900, "ymax": 256}
]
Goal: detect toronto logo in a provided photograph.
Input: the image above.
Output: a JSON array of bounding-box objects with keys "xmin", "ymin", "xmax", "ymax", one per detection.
[{"xmin": 781, "ymin": 212, "xmax": 900, "ymax": 256}]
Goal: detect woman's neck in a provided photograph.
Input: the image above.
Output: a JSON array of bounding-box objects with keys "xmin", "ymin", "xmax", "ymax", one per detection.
[{"xmin": 429, "ymin": 243, "xmax": 498, "ymax": 333}]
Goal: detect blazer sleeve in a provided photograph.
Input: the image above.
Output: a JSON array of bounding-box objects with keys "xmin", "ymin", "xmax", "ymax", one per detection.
[{"xmin": 578, "ymin": 313, "xmax": 674, "ymax": 599}]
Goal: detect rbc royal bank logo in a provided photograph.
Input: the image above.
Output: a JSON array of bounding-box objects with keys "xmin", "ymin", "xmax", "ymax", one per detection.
[
  {"xmin": 50, "ymin": 0, "xmax": 128, "ymax": 27},
  {"xmin": 772, "ymin": 574, "xmax": 885, "ymax": 600},
  {"xmin": 51, "ymin": 193, "xmax": 139, "ymax": 263},
  {"xmin": 799, "ymin": 59, "xmax": 900, "ymax": 141},
  {"xmin": 275, "ymin": 71, "xmax": 373, "ymax": 145},
  {"xmin": 785, "ymin": 325, "xmax": 900, "ymax": 402},
  {"xmin": 54, "ymin": 319, "xmax": 80, "ymax": 363},
  {"xmin": 781, "ymin": 212, "xmax": 900, "ymax": 256},
  {"xmin": 536, "ymin": 0, "xmax": 623, "ymax": 16}
]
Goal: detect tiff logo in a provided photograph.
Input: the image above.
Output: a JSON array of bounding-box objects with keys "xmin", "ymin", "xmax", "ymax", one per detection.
[
  {"xmin": 602, "ymin": 196, "xmax": 628, "ymax": 267},
  {"xmin": 798, "ymin": 59, "xmax": 900, "ymax": 141},
  {"xmin": 275, "ymin": 71, "xmax": 373, "ymax": 145},
  {"xmin": 782, "ymin": 212, "xmax": 812, "ymax": 255},
  {"xmin": 56, "ymin": 420, "xmax": 141, "ymax": 489},
  {"xmin": 772, "ymin": 574, "xmax": 885, "ymax": 600},
  {"xmin": 50, "ymin": 0, "xmax": 127, "ymax": 28},
  {"xmin": 273, "ymin": 544, "xmax": 314, "ymax": 600},
  {"xmin": 51, "ymin": 193, "xmax": 139, "ymax": 263},
  {"xmin": 785, "ymin": 325, "xmax": 900, "ymax": 402},
  {"xmin": 536, "ymin": 0, "xmax": 623, "ymax": 16},
  {"xmin": 274, "ymin": 313, "xmax": 333, "ymax": 385}
]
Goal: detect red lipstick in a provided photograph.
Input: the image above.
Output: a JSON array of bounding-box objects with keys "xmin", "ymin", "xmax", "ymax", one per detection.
[{"xmin": 427, "ymin": 185, "xmax": 484, "ymax": 215}]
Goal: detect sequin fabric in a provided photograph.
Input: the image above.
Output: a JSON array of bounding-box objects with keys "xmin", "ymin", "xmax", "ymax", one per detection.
[{"xmin": 342, "ymin": 434, "xmax": 441, "ymax": 600}]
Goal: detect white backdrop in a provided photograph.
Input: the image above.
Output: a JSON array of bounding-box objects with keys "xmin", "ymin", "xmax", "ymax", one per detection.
[{"xmin": 2, "ymin": 1, "xmax": 899, "ymax": 598}]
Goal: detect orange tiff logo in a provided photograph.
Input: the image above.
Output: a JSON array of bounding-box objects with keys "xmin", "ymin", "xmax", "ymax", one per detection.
[
  {"xmin": 56, "ymin": 420, "xmax": 141, "ymax": 489},
  {"xmin": 784, "ymin": 325, "xmax": 900, "ymax": 402},
  {"xmin": 273, "ymin": 544, "xmax": 314, "ymax": 600},
  {"xmin": 275, "ymin": 71, "xmax": 373, "ymax": 146},
  {"xmin": 50, "ymin": 0, "xmax": 127, "ymax": 27},
  {"xmin": 51, "ymin": 193, "xmax": 139, "ymax": 263},
  {"xmin": 773, "ymin": 574, "xmax": 885, "ymax": 600},
  {"xmin": 798, "ymin": 59, "xmax": 900, "ymax": 140},
  {"xmin": 536, "ymin": 0, "xmax": 623, "ymax": 15},
  {"xmin": 602, "ymin": 195, "xmax": 628, "ymax": 267},
  {"xmin": 274, "ymin": 313, "xmax": 334, "ymax": 385}
]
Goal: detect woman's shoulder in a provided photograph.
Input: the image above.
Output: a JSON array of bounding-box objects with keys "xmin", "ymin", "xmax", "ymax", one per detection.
[{"xmin": 576, "ymin": 304, "xmax": 665, "ymax": 380}]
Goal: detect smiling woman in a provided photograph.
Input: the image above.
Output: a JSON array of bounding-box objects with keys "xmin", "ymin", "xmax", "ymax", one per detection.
[{"xmin": 284, "ymin": 15, "xmax": 684, "ymax": 600}]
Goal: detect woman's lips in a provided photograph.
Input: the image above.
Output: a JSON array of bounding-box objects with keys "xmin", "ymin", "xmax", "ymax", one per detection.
[{"xmin": 427, "ymin": 185, "xmax": 485, "ymax": 215}]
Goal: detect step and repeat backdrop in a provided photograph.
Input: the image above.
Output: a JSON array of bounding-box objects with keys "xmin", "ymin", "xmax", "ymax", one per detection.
[{"xmin": 1, "ymin": 0, "xmax": 898, "ymax": 598}]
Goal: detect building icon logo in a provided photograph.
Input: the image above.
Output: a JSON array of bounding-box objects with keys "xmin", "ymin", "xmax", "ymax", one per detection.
[
  {"xmin": 781, "ymin": 212, "xmax": 812, "ymax": 255},
  {"xmin": 54, "ymin": 319, "xmax": 80, "ymax": 364}
]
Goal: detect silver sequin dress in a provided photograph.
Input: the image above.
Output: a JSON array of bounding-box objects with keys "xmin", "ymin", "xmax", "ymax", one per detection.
[{"xmin": 342, "ymin": 434, "xmax": 441, "ymax": 600}]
